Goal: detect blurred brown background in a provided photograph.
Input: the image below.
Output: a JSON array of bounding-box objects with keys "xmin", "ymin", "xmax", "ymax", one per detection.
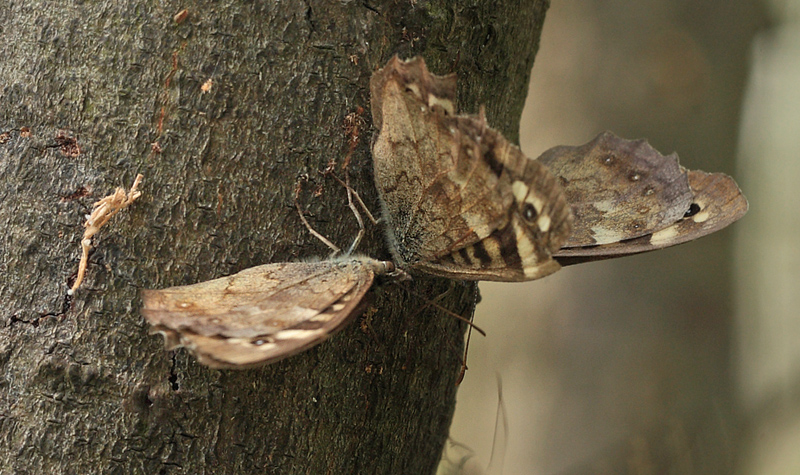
[{"xmin": 447, "ymin": 1, "xmax": 799, "ymax": 473}]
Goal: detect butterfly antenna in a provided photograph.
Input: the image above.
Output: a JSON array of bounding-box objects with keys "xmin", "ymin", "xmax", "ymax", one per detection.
[
  {"xmin": 402, "ymin": 283, "xmax": 486, "ymax": 337},
  {"xmin": 457, "ymin": 323, "xmax": 473, "ymax": 385},
  {"xmin": 456, "ymin": 284, "xmax": 480, "ymax": 384},
  {"xmin": 294, "ymin": 176, "xmax": 342, "ymax": 257}
]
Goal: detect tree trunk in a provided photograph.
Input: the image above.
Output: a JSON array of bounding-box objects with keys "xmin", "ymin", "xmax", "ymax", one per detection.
[{"xmin": 0, "ymin": 0, "xmax": 548, "ymax": 472}]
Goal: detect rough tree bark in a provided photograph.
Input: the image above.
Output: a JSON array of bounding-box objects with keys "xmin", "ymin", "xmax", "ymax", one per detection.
[{"xmin": 0, "ymin": 0, "xmax": 548, "ymax": 473}]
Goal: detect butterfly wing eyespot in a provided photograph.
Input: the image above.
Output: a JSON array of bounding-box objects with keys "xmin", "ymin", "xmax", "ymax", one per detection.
[
  {"xmin": 522, "ymin": 203, "xmax": 538, "ymax": 223},
  {"xmin": 141, "ymin": 258, "xmax": 386, "ymax": 369},
  {"xmin": 684, "ymin": 202, "xmax": 701, "ymax": 218}
]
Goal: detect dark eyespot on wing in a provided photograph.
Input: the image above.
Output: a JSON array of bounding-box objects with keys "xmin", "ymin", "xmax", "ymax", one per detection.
[
  {"xmin": 684, "ymin": 202, "xmax": 701, "ymax": 218},
  {"xmin": 523, "ymin": 203, "xmax": 538, "ymax": 222}
]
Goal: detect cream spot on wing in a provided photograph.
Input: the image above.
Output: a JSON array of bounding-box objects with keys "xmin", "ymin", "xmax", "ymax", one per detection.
[
  {"xmin": 590, "ymin": 227, "xmax": 627, "ymax": 245},
  {"xmin": 463, "ymin": 214, "xmax": 493, "ymax": 239},
  {"xmin": 514, "ymin": 222, "xmax": 535, "ymax": 259},
  {"xmin": 275, "ymin": 329, "xmax": 323, "ymax": 340},
  {"xmin": 427, "ymin": 94, "xmax": 454, "ymax": 115},
  {"xmin": 310, "ymin": 313, "xmax": 334, "ymax": 322},
  {"xmin": 450, "ymin": 252, "xmax": 467, "ymax": 266},
  {"xmin": 466, "ymin": 245, "xmax": 484, "ymax": 264},
  {"xmin": 693, "ymin": 210, "xmax": 710, "ymax": 223},
  {"xmin": 523, "ymin": 264, "xmax": 544, "ymax": 278},
  {"xmin": 331, "ymin": 303, "xmax": 346, "ymax": 312},
  {"xmin": 512, "ymin": 181, "xmax": 529, "ymax": 202},
  {"xmin": 591, "ymin": 200, "xmax": 615, "ymax": 213},
  {"xmin": 537, "ymin": 214, "xmax": 551, "ymax": 233},
  {"xmin": 482, "ymin": 239, "xmax": 504, "ymax": 264},
  {"xmin": 650, "ymin": 226, "xmax": 679, "ymax": 245}
]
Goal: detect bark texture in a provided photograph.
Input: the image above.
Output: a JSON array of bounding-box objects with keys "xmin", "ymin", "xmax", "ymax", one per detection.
[{"xmin": 0, "ymin": 0, "xmax": 548, "ymax": 473}]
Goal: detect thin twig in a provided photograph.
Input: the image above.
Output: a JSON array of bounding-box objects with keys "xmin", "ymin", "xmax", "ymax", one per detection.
[{"xmin": 69, "ymin": 174, "xmax": 143, "ymax": 294}]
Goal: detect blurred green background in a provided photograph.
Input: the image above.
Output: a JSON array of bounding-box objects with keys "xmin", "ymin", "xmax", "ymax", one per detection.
[{"xmin": 448, "ymin": 1, "xmax": 798, "ymax": 473}]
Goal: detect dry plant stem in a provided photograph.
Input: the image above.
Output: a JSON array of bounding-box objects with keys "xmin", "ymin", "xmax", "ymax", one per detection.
[
  {"xmin": 458, "ymin": 323, "xmax": 474, "ymax": 384},
  {"xmin": 295, "ymin": 169, "xmax": 377, "ymax": 256},
  {"xmin": 486, "ymin": 375, "xmax": 509, "ymax": 475},
  {"xmin": 69, "ymin": 174, "xmax": 143, "ymax": 294}
]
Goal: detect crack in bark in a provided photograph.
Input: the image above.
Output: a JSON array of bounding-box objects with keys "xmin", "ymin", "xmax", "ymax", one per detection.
[{"xmin": 7, "ymin": 293, "xmax": 72, "ymax": 328}]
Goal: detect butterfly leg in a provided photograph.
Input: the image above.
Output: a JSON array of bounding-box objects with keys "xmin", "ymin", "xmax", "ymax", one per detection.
[{"xmin": 322, "ymin": 164, "xmax": 380, "ymax": 255}]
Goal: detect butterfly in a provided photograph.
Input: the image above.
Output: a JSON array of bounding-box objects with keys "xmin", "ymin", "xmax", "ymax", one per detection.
[
  {"xmin": 371, "ymin": 56, "xmax": 747, "ymax": 275},
  {"xmin": 141, "ymin": 257, "xmax": 393, "ymax": 369},
  {"xmin": 370, "ymin": 56, "xmax": 573, "ymax": 282}
]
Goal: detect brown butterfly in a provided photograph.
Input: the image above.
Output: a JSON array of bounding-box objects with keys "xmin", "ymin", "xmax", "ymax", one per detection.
[
  {"xmin": 536, "ymin": 131, "xmax": 748, "ymax": 265},
  {"xmin": 141, "ymin": 257, "xmax": 393, "ymax": 369},
  {"xmin": 370, "ymin": 56, "xmax": 573, "ymax": 282}
]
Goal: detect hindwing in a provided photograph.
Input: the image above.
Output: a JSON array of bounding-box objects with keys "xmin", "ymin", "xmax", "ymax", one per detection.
[
  {"xmin": 536, "ymin": 132, "xmax": 748, "ymax": 264},
  {"xmin": 141, "ymin": 257, "xmax": 391, "ymax": 368}
]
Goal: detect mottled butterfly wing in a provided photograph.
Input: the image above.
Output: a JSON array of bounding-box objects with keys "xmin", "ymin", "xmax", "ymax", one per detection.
[
  {"xmin": 555, "ymin": 169, "xmax": 748, "ymax": 265},
  {"xmin": 539, "ymin": 131, "xmax": 694, "ymax": 247},
  {"xmin": 537, "ymin": 132, "xmax": 747, "ymax": 265},
  {"xmin": 141, "ymin": 257, "xmax": 391, "ymax": 369},
  {"xmin": 370, "ymin": 56, "xmax": 572, "ymax": 282}
]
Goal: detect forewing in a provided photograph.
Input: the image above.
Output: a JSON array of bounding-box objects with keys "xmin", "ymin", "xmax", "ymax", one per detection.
[
  {"xmin": 141, "ymin": 258, "xmax": 383, "ymax": 369},
  {"xmin": 539, "ymin": 131, "xmax": 693, "ymax": 247},
  {"xmin": 370, "ymin": 56, "xmax": 572, "ymax": 281},
  {"xmin": 556, "ymin": 170, "xmax": 748, "ymax": 265},
  {"xmin": 371, "ymin": 56, "xmax": 509, "ymax": 265}
]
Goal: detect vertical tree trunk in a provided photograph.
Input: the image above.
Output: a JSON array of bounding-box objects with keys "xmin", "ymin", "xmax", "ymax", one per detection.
[{"xmin": 0, "ymin": 0, "xmax": 548, "ymax": 472}]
